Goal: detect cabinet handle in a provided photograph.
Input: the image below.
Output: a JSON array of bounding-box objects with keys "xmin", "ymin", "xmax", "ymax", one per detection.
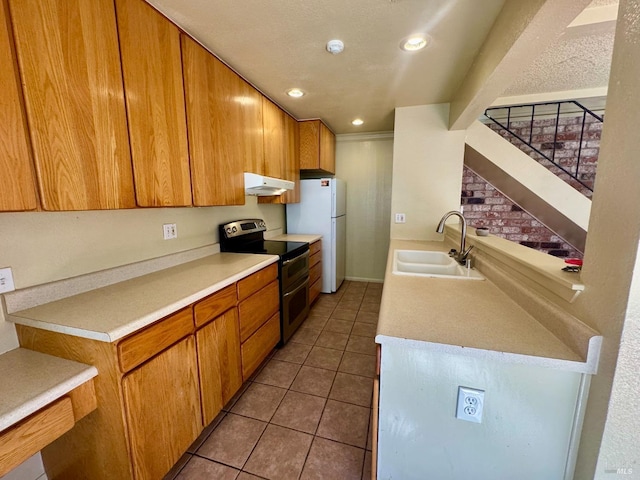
[
  {"xmin": 283, "ymin": 277, "xmax": 309, "ymax": 298},
  {"xmin": 282, "ymin": 250, "xmax": 309, "ymax": 267}
]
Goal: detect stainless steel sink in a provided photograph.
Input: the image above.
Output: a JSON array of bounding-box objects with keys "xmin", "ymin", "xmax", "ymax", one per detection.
[{"xmin": 392, "ymin": 250, "xmax": 484, "ymax": 280}]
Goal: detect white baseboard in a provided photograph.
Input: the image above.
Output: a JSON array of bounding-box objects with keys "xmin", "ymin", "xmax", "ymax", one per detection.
[{"xmin": 345, "ymin": 276, "xmax": 384, "ymax": 284}]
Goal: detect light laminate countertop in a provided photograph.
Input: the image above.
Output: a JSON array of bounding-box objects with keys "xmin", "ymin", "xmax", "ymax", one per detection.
[
  {"xmin": 376, "ymin": 239, "xmax": 598, "ymax": 372},
  {"xmin": 8, "ymin": 253, "xmax": 277, "ymax": 343},
  {"xmin": 270, "ymin": 233, "xmax": 323, "ymax": 244},
  {"xmin": 0, "ymin": 348, "xmax": 97, "ymax": 431}
]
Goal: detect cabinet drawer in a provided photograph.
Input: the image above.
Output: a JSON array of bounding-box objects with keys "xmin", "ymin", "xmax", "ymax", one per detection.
[
  {"xmin": 0, "ymin": 397, "xmax": 75, "ymax": 477},
  {"xmin": 310, "ymin": 277, "xmax": 321, "ymax": 305},
  {"xmin": 241, "ymin": 312, "xmax": 280, "ymax": 380},
  {"xmin": 238, "ymin": 280, "xmax": 279, "ymax": 342},
  {"xmin": 237, "ymin": 264, "xmax": 278, "ymax": 301},
  {"xmin": 310, "ymin": 262, "xmax": 322, "ymax": 285},
  {"xmin": 310, "ymin": 240, "xmax": 322, "ymax": 257},
  {"xmin": 118, "ymin": 308, "xmax": 193, "ymax": 373},
  {"xmin": 193, "ymin": 283, "xmax": 237, "ymax": 328},
  {"xmin": 309, "ymin": 251, "xmax": 321, "ymax": 269}
]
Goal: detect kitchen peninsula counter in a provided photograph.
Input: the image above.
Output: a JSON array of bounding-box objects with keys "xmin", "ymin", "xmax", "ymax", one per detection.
[{"xmin": 376, "ymin": 239, "xmax": 600, "ymax": 373}]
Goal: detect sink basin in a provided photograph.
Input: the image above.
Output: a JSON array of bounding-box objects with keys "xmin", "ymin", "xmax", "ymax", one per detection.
[{"xmin": 392, "ymin": 250, "xmax": 484, "ymax": 280}]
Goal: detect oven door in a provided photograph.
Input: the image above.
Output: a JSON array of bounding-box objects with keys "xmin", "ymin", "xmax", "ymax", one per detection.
[
  {"xmin": 281, "ymin": 250, "xmax": 309, "ymax": 291},
  {"xmin": 281, "ymin": 275, "xmax": 310, "ymax": 344}
]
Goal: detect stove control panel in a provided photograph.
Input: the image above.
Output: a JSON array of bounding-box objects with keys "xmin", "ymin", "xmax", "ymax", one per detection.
[{"xmin": 220, "ymin": 219, "xmax": 266, "ymax": 239}]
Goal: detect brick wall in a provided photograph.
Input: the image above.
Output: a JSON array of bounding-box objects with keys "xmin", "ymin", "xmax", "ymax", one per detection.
[
  {"xmin": 485, "ymin": 113, "xmax": 602, "ymax": 198},
  {"xmin": 461, "ymin": 166, "xmax": 582, "ymax": 259}
]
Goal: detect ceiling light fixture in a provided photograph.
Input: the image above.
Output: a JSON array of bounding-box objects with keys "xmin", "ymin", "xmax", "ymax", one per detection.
[
  {"xmin": 287, "ymin": 88, "xmax": 305, "ymax": 98},
  {"xmin": 401, "ymin": 35, "xmax": 429, "ymax": 52},
  {"xmin": 326, "ymin": 39, "xmax": 345, "ymax": 55},
  {"xmin": 352, "ymin": 118, "xmax": 364, "ymax": 126}
]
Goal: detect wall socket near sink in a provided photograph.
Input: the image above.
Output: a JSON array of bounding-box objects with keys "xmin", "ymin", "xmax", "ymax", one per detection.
[
  {"xmin": 395, "ymin": 213, "xmax": 406, "ymax": 224},
  {"xmin": 162, "ymin": 223, "xmax": 177, "ymax": 240},
  {"xmin": 0, "ymin": 267, "xmax": 16, "ymax": 294}
]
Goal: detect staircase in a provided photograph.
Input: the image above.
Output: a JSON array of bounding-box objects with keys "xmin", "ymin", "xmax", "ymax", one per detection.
[
  {"xmin": 484, "ymin": 101, "xmax": 603, "ymax": 198},
  {"xmin": 461, "ymin": 101, "xmax": 602, "ymax": 258}
]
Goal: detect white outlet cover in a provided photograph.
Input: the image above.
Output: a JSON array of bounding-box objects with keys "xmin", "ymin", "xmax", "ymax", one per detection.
[
  {"xmin": 456, "ymin": 386, "xmax": 484, "ymax": 423},
  {"xmin": 395, "ymin": 213, "xmax": 406, "ymax": 224},
  {"xmin": 0, "ymin": 267, "xmax": 16, "ymax": 294},
  {"xmin": 162, "ymin": 223, "xmax": 177, "ymax": 240}
]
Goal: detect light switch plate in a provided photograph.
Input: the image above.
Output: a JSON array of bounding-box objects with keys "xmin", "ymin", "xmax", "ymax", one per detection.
[{"xmin": 0, "ymin": 267, "xmax": 16, "ymax": 293}]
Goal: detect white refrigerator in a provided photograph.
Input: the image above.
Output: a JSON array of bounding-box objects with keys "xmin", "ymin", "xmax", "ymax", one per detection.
[{"xmin": 286, "ymin": 178, "xmax": 346, "ymax": 293}]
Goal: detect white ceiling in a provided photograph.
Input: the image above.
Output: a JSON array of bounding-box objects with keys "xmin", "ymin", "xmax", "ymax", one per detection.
[{"xmin": 147, "ymin": 0, "xmax": 616, "ymax": 134}]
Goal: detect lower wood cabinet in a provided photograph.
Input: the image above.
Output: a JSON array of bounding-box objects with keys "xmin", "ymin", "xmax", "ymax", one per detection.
[
  {"xmin": 309, "ymin": 239, "xmax": 322, "ymax": 304},
  {"xmin": 122, "ymin": 336, "xmax": 201, "ymax": 480},
  {"xmin": 237, "ymin": 267, "xmax": 281, "ymax": 381},
  {"xmin": 15, "ymin": 266, "xmax": 281, "ymax": 480},
  {"xmin": 241, "ymin": 312, "xmax": 280, "ymax": 380},
  {"xmin": 196, "ymin": 308, "xmax": 242, "ymax": 425}
]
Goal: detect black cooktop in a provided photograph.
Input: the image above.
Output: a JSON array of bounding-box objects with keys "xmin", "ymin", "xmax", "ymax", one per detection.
[
  {"xmin": 218, "ymin": 219, "xmax": 309, "ymax": 262},
  {"xmin": 225, "ymin": 239, "xmax": 308, "ymax": 262}
]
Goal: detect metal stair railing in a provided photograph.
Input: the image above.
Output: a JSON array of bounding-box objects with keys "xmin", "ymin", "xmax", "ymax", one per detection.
[{"xmin": 484, "ymin": 100, "xmax": 604, "ymax": 193}]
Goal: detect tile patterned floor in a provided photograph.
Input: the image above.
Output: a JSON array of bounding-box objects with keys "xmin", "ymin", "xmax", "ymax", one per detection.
[{"xmin": 165, "ymin": 281, "xmax": 380, "ymax": 480}]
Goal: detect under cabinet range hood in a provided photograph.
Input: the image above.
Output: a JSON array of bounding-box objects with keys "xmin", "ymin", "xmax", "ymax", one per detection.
[{"xmin": 244, "ymin": 173, "xmax": 294, "ymax": 196}]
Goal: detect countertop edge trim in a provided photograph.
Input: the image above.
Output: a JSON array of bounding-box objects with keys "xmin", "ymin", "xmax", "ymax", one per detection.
[
  {"xmin": 375, "ymin": 335, "xmax": 598, "ymax": 374},
  {"xmin": 0, "ymin": 364, "xmax": 98, "ymax": 432}
]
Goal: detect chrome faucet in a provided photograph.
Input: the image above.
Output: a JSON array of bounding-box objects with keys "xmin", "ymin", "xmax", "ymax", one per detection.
[{"xmin": 436, "ymin": 211, "xmax": 474, "ymax": 264}]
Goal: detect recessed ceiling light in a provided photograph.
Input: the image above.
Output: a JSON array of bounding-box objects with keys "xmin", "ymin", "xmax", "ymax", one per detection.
[
  {"xmin": 287, "ymin": 88, "xmax": 305, "ymax": 98},
  {"xmin": 352, "ymin": 118, "xmax": 364, "ymax": 126},
  {"xmin": 401, "ymin": 35, "xmax": 429, "ymax": 52}
]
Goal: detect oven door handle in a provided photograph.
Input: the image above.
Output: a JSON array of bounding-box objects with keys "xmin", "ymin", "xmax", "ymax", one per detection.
[
  {"xmin": 282, "ymin": 250, "xmax": 309, "ymax": 267},
  {"xmin": 283, "ymin": 276, "xmax": 309, "ymax": 298}
]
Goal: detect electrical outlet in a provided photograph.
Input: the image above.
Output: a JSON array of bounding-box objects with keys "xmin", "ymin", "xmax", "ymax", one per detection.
[
  {"xmin": 0, "ymin": 267, "xmax": 16, "ymax": 294},
  {"xmin": 395, "ymin": 213, "xmax": 406, "ymax": 224},
  {"xmin": 456, "ymin": 386, "xmax": 484, "ymax": 423},
  {"xmin": 162, "ymin": 223, "xmax": 177, "ymax": 240}
]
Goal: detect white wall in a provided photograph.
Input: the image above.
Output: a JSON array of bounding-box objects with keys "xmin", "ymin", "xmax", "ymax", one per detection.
[
  {"xmin": 571, "ymin": 0, "xmax": 640, "ymax": 475},
  {"xmin": 390, "ymin": 104, "xmax": 467, "ymax": 240},
  {"xmin": 335, "ymin": 133, "xmax": 393, "ymax": 283}
]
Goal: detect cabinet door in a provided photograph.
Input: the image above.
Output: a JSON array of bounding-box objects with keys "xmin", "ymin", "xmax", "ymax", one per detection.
[
  {"xmin": 282, "ymin": 114, "xmax": 300, "ymax": 203},
  {"xmin": 182, "ymin": 35, "xmax": 245, "ymax": 206},
  {"xmin": 262, "ymin": 97, "xmax": 284, "ymax": 179},
  {"xmin": 299, "ymin": 120, "xmax": 320, "ymax": 170},
  {"xmin": 122, "ymin": 336, "xmax": 201, "ymax": 480},
  {"xmin": 239, "ymin": 78, "xmax": 265, "ymax": 177},
  {"xmin": 259, "ymin": 112, "xmax": 300, "ymax": 205},
  {"xmin": 320, "ymin": 122, "xmax": 336, "ymax": 174},
  {"xmin": 8, "ymin": 0, "xmax": 135, "ymax": 210},
  {"xmin": 0, "ymin": 0, "xmax": 36, "ymax": 211},
  {"xmin": 115, "ymin": 0, "xmax": 192, "ymax": 207},
  {"xmin": 196, "ymin": 308, "xmax": 242, "ymax": 425}
]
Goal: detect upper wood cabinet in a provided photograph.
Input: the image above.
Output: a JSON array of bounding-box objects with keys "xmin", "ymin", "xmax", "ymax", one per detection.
[
  {"xmin": 0, "ymin": 0, "xmax": 37, "ymax": 212},
  {"xmin": 258, "ymin": 112, "xmax": 300, "ymax": 204},
  {"xmin": 262, "ymin": 97, "xmax": 285, "ymax": 179},
  {"xmin": 115, "ymin": 0, "xmax": 192, "ymax": 207},
  {"xmin": 182, "ymin": 35, "xmax": 248, "ymax": 206},
  {"xmin": 299, "ymin": 120, "xmax": 336, "ymax": 174},
  {"xmin": 8, "ymin": 0, "xmax": 135, "ymax": 210},
  {"xmin": 238, "ymin": 79, "xmax": 265, "ymax": 178}
]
